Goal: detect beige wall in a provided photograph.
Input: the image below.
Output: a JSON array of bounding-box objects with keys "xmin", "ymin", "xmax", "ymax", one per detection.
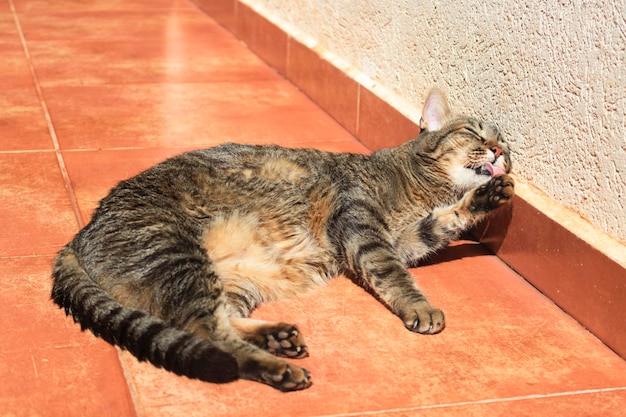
[{"xmin": 244, "ymin": 0, "xmax": 626, "ymax": 243}]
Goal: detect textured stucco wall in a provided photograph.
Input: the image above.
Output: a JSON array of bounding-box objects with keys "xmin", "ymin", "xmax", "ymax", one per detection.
[{"xmin": 245, "ymin": 0, "xmax": 626, "ymax": 242}]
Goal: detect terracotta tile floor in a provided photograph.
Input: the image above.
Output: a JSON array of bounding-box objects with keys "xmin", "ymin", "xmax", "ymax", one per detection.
[{"xmin": 1, "ymin": 1, "xmax": 625, "ymax": 416}]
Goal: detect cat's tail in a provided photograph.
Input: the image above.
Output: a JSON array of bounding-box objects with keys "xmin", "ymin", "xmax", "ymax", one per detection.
[{"xmin": 51, "ymin": 246, "xmax": 239, "ymax": 384}]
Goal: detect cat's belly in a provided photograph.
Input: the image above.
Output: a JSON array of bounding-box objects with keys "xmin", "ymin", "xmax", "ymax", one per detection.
[{"xmin": 202, "ymin": 212, "xmax": 337, "ymax": 305}]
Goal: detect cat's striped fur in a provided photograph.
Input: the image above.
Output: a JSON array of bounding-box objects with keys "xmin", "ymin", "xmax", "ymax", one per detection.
[{"xmin": 52, "ymin": 89, "xmax": 514, "ymax": 391}]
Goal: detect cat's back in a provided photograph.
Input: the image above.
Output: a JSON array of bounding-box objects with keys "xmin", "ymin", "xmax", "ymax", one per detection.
[
  {"xmin": 138, "ymin": 143, "xmax": 348, "ymax": 191},
  {"xmin": 80, "ymin": 143, "xmax": 365, "ymax": 245},
  {"xmin": 94, "ymin": 143, "xmax": 333, "ymax": 211}
]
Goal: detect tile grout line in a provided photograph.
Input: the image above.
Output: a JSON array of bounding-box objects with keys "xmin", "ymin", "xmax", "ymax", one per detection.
[
  {"xmin": 0, "ymin": 253, "xmax": 59, "ymax": 260},
  {"xmin": 310, "ymin": 386, "xmax": 626, "ymax": 417},
  {"xmin": 0, "ymin": 148, "xmax": 56, "ymax": 154},
  {"xmin": 115, "ymin": 349, "xmax": 147, "ymax": 417},
  {"xmin": 9, "ymin": 3, "xmax": 143, "ymax": 417},
  {"xmin": 9, "ymin": 0, "xmax": 84, "ymax": 229}
]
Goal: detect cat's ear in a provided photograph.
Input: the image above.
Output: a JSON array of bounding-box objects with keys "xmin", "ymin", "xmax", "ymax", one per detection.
[{"xmin": 419, "ymin": 88, "xmax": 450, "ymax": 132}]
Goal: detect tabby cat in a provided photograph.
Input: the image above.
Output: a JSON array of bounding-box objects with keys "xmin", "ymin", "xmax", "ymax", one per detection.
[{"xmin": 52, "ymin": 88, "xmax": 513, "ymax": 391}]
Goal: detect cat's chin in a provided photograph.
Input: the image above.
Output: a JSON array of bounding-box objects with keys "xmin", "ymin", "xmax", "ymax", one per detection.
[{"xmin": 451, "ymin": 163, "xmax": 506, "ymax": 192}]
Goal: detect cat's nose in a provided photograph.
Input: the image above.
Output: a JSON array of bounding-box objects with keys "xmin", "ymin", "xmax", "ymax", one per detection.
[{"xmin": 491, "ymin": 146, "xmax": 503, "ymax": 158}]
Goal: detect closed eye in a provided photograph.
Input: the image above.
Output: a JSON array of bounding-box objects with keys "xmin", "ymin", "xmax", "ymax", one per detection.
[{"xmin": 462, "ymin": 127, "xmax": 485, "ymax": 142}]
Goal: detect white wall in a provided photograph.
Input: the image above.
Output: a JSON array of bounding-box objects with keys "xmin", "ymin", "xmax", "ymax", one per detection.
[{"xmin": 245, "ymin": 0, "xmax": 626, "ymax": 242}]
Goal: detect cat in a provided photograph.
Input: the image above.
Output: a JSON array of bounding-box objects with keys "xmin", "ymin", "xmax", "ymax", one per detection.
[{"xmin": 51, "ymin": 88, "xmax": 514, "ymax": 391}]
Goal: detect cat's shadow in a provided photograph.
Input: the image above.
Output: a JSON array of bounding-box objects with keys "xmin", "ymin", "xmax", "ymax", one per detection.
[
  {"xmin": 417, "ymin": 237, "xmax": 491, "ymax": 267},
  {"xmin": 345, "ymin": 237, "xmax": 493, "ymax": 304}
]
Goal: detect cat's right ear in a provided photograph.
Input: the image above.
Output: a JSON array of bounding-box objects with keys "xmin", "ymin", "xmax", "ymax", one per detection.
[{"xmin": 419, "ymin": 88, "xmax": 450, "ymax": 132}]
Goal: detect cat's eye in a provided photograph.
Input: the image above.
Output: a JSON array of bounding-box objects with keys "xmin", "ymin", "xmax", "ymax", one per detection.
[{"xmin": 462, "ymin": 127, "xmax": 485, "ymax": 141}]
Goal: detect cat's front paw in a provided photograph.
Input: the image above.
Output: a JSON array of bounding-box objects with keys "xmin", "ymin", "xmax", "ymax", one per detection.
[
  {"xmin": 469, "ymin": 174, "xmax": 514, "ymax": 212},
  {"xmin": 402, "ymin": 302, "xmax": 445, "ymax": 334}
]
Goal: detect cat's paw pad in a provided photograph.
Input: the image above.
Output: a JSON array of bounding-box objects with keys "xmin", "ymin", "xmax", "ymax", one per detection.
[
  {"xmin": 403, "ymin": 302, "xmax": 445, "ymax": 334},
  {"xmin": 470, "ymin": 174, "xmax": 514, "ymax": 212},
  {"xmin": 264, "ymin": 324, "xmax": 308, "ymax": 359},
  {"xmin": 260, "ymin": 362, "xmax": 312, "ymax": 392}
]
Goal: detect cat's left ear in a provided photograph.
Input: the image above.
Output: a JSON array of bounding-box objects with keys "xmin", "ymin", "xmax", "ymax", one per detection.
[{"xmin": 419, "ymin": 88, "xmax": 450, "ymax": 132}]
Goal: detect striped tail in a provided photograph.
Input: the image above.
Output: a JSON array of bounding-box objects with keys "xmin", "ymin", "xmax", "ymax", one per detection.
[{"xmin": 51, "ymin": 246, "xmax": 239, "ymax": 384}]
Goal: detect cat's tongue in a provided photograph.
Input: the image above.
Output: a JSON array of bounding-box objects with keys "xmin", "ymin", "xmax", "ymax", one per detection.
[{"xmin": 485, "ymin": 162, "xmax": 505, "ymax": 176}]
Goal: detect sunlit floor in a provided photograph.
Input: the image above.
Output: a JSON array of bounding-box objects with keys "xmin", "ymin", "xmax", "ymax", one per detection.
[{"xmin": 2, "ymin": 0, "xmax": 625, "ymax": 416}]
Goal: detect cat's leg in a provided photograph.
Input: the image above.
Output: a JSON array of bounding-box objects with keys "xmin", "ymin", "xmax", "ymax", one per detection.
[
  {"xmin": 330, "ymin": 176, "xmax": 513, "ymax": 335},
  {"xmin": 230, "ymin": 318, "xmax": 308, "ymax": 359},
  {"xmin": 329, "ymin": 195, "xmax": 446, "ymax": 334},
  {"xmin": 383, "ymin": 175, "xmax": 513, "ymax": 333},
  {"xmin": 214, "ymin": 328, "xmax": 312, "ymax": 391},
  {"xmin": 345, "ymin": 242, "xmax": 445, "ymax": 334},
  {"xmin": 395, "ymin": 174, "xmax": 515, "ymax": 265},
  {"xmin": 157, "ymin": 265, "xmax": 312, "ymax": 391},
  {"xmin": 390, "ymin": 174, "xmax": 513, "ymax": 333},
  {"xmin": 177, "ymin": 302, "xmax": 312, "ymax": 391}
]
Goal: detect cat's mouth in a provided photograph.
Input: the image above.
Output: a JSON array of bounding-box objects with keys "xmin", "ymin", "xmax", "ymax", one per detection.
[{"xmin": 473, "ymin": 162, "xmax": 505, "ymax": 177}]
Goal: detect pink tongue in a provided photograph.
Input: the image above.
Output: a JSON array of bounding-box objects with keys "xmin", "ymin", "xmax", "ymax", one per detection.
[{"xmin": 485, "ymin": 162, "xmax": 505, "ymax": 176}]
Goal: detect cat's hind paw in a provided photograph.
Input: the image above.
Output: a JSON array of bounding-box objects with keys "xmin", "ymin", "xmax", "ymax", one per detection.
[
  {"xmin": 265, "ymin": 325, "xmax": 308, "ymax": 359},
  {"xmin": 242, "ymin": 358, "xmax": 312, "ymax": 392},
  {"xmin": 231, "ymin": 318, "xmax": 309, "ymax": 359},
  {"xmin": 263, "ymin": 362, "xmax": 312, "ymax": 392}
]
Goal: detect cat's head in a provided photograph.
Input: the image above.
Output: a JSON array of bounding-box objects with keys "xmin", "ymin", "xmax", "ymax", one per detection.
[{"xmin": 415, "ymin": 88, "xmax": 512, "ymax": 192}]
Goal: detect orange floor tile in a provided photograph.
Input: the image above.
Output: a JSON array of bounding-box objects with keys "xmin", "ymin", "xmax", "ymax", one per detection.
[{"xmin": 1, "ymin": 1, "xmax": 624, "ymax": 416}]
